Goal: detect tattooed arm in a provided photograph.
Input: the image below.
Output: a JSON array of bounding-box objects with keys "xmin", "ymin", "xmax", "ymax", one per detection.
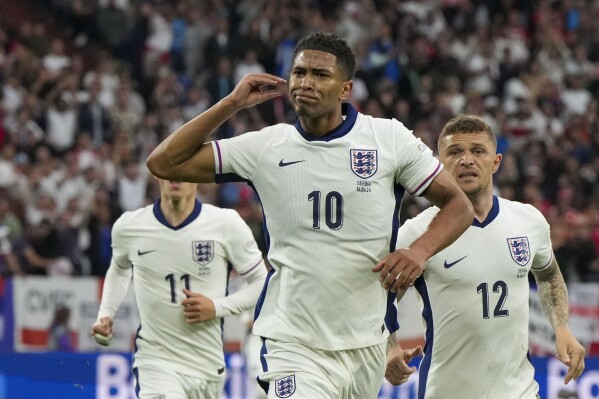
[{"xmin": 531, "ymin": 256, "xmax": 585, "ymax": 383}]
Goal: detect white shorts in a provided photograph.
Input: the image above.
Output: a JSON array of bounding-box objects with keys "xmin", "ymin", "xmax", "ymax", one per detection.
[
  {"xmin": 133, "ymin": 364, "xmax": 224, "ymax": 399},
  {"xmin": 258, "ymin": 338, "xmax": 387, "ymax": 399}
]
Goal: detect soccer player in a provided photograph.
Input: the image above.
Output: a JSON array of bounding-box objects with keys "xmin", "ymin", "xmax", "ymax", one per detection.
[
  {"xmin": 91, "ymin": 179, "xmax": 266, "ymax": 399},
  {"xmin": 386, "ymin": 114, "xmax": 586, "ymax": 398},
  {"xmin": 146, "ymin": 32, "xmax": 473, "ymax": 398}
]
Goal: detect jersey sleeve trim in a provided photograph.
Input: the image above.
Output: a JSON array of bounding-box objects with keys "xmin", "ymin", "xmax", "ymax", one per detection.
[
  {"xmin": 239, "ymin": 258, "xmax": 264, "ymax": 276},
  {"xmin": 215, "ymin": 173, "xmax": 250, "ymax": 184},
  {"xmin": 211, "ymin": 140, "xmax": 252, "ymax": 184},
  {"xmin": 408, "ymin": 160, "xmax": 442, "ymax": 196},
  {"xmin": 212, "ymin": 140, "xmax": 223, "ymax": 175},
  {"xmin": 114, "ymin": 261, "xmax": 131, "ymax": 270},
  {"xmin": 531, "ymin": 251, "xmax": 553, "ymax": 271}
]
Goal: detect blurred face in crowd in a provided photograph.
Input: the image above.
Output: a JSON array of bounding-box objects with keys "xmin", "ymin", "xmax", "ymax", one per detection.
[
  {"xmin": 288, "ymin": 50, "xmax": 351, "ymax": 119},
  {"xmin": 158, "ymin": 179, "xmax": 198, "ymax": 203},
  {"xmin": 438, "ymin": 131, "xmax": 502, "ymax": 199}
]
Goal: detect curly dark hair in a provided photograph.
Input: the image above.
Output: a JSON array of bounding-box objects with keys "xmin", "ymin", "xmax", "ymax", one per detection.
[
  {"xmin": 292, "ymin": 32, "xmax": 356, "ymax": 80},
  {"xmin": 439, "ymin": 114, "xmax": 497, "ymax": 148}
]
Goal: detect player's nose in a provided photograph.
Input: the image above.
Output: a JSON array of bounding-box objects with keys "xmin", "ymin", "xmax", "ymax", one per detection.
[{"xmin": 460, "ymin": 153, "xmax": 474, "ymax": 166}]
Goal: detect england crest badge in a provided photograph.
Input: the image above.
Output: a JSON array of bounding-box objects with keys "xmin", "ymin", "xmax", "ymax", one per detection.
[
  {"xmin": 350, "ymin": 149, "xmax": 378, "ymax": 179},
  {"xmin": 507, "ymin": 237, "xmax": 530, "ymax": 266},
  {"xmin": 275, "ymin": 375, "xmax": 296, "ymax": 398},
  {"xmin": 192, "ymin": 240, "xmax": 214, "ymax": 266}
]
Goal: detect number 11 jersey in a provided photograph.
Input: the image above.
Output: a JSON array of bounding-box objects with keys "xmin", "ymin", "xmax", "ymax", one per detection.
[{"xmin": 111, "ymin": 201, "xmax": 264, "ymax": 380}]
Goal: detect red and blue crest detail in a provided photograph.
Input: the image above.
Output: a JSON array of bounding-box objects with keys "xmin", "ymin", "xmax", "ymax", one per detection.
[
  {"xmin": 350, "ymin": 149, "xmax": 378, "ymax": 179},
  {"xmin": 275, "ymin": 375, "xmax": 296, "ymax": 398},
  {"xmin": 507, "ymin": 237, "xmax": 530, "ymax": 266},
  {"xmin": 192, "ymin": 240, "xmax": 214, "ymax": 266}
]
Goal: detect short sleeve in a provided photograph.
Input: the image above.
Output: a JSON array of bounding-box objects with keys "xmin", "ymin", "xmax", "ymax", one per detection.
[
  {"xmin": 531, "ymin": 212, "xmax": 553, "ymax": 271},
  {"xmin": 212, "ymin": 129, "xmax": 269, "ymax": 184},
  {"xmin": 392, "ymin": 120, "xmax": 443, "ymax": 196}
]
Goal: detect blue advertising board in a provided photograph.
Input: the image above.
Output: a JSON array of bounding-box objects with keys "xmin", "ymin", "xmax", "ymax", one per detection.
[{"xmin": 0, "ymin": 352, "xmax": 597, "ymax": 399}]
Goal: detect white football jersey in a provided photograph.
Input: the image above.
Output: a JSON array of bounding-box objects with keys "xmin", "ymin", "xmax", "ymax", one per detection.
[
  {"xmin": 111, "ymin": 201, "xmax": 264, "ymax": 380},
  {"xmin": 212, "ymin": 104, "xmax": 442, "ymax": 350},
  {"xmin": 396, "ymin": 196, "xmax": 553, "ymax": 399}
]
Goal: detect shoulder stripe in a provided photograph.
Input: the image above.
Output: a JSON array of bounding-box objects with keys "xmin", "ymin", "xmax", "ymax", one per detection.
[
  {"xmin": 409, "ymin": 160, "xmax": 441, "ymax": 196},
  {"xmin": 214, "ymin": 140, "xmax": 223, "ymax": 175},
  {"xmin": 531, "ymin": 251, "xmax": 553, "ymax": 271},
  {"xmin": 239, "ymin": 258, "xmax": 264, "ymax": 276}
]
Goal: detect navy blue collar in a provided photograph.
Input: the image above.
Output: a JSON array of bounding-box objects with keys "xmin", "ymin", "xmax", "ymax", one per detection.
[
  {"xmin": 472, "ymin": 195, "xmax": 499, "ymax": 228},
  {"xmin": 153, "ymin": 199, "xmax": 202, "ymax": 230},
  {"xmin": 294, "ymin": 103, "xmax": 358, "ymax": 142}
]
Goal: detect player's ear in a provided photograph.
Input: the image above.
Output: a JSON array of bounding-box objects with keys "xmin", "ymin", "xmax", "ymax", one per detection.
[
  {"xmin": 492, "ymin": 153, "xmax": 502, "ymax": 174},
  {"xmin": 339, "ymin": 80, "xmax": 353, "ymax": 102}
]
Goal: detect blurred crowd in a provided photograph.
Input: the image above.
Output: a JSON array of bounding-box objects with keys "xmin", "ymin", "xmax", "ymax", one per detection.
[{"xmin": 0, "ymin": 0, "xmax": 597, "ymax": 282}]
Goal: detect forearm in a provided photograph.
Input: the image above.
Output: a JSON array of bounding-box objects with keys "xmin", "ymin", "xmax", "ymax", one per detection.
[
  {"xmin": 412, "ymin": 187, "xmax": 472, "ymax": 260},
  {"xmin": 534, "ymin": 259, "xmax": 569, "ymax": 331},
  {"xmin": 165, "ymin": 97, "xmax": 239, "ymax": 165},
  {"xmin": 5, "ymin": 253, "xmax": 23, "ymax": 275},
  {"xmin": 387, "ymin": 331, "xmax": 400, "ymax": 353},
  {"xmin": 24, "ymin": 247, "xmax": 52, "ymax": 268},
  {"xmin": 146, "ymin": 97, "xmax": 240, "ymax": 180}
]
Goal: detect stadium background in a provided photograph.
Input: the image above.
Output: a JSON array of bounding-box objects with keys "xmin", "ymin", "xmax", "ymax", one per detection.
[{"xmin": 0, "ymin": 0, "xmax": 598, "ymax": 398}]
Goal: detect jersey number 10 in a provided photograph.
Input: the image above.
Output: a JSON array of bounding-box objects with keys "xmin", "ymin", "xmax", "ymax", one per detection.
[{"xmin": 308, "ymin": 191, "xmax": 343, "ymax": 230}]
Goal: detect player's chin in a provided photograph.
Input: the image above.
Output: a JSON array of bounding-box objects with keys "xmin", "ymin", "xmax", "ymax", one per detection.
[
  {"xmin": 293, "ymin": 103, "xmax": 317, "ymax": 117},
  {"xmin": 461, "ymin": 184, "xmax": 482, "ymax": 197}
]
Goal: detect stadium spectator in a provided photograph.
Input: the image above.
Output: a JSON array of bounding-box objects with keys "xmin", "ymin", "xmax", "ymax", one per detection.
[
  {"xmin": 47, "ymin": 305, "xmax": 74, "ymax": 351},
  {"xmin": 0, "ymin": 0, "xmax": 595, "ymax": 282}
]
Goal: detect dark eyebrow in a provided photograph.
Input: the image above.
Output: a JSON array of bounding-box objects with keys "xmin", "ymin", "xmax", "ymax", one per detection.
[
  {"xmin": 311, "ymin": 68, "xmax": 333, "ymax": 74},
  {"xmin": 292, "ymin": 66, "xmax": 334, "ymax": 74}
]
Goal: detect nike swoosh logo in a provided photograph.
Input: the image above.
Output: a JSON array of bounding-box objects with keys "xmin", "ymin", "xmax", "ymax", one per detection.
[
  {"xmin": 279, "ymin": 159, "xmax": 305, "ymax": 167},
  {"xmin": 138, "ymin": 250, "xmax": 157, "ymax": 256},
  {"xmin": 444, "ymin": 255, "xmax": 467, "ymax": 269}
]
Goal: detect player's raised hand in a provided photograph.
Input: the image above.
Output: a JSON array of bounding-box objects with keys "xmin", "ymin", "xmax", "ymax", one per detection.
[
  {"xmin": 91, "ymin": 317, "xmax": 114, "ymax": 346},
  {"xmin": 386, "ymin": 345, "xmax": 422, "ymax": 385},
  {"xmin": 182, "ymin": 289, "xmax": 216, "ymax": 323},
  {"xmin": 225, "ymin": 73, "xmax": 287, "ymax": 110},
  {"xmin": 555, "ymin": 325, "xmax": 586, "ymax": 384},
  {"xmin": 372, "ymin": 248, "xmax": 426, "ymax": 292}
]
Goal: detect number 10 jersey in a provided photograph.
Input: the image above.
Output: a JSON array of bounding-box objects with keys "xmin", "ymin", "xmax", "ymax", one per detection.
[{"xmin": 213, "ymin": 104, "xmax": 442, "ymax": 350}]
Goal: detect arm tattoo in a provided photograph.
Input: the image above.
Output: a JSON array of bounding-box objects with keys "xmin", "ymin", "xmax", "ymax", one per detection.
[
  {"xmin": 532, "ymin": 256, "xmax": 569, "ymax": 331},
  {"xmin": 387, "ymin": 332, "xmax": 399, "ymax": 353}
]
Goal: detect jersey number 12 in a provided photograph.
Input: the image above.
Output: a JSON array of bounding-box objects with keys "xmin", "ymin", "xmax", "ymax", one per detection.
[{"xmin": 476, "ymin": 280, "xmax": 509, "ymax": 319}]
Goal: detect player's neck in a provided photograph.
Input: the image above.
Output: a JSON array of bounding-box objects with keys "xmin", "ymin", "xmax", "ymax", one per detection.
[
  {"xmin": 160, "ymin": 196, "xmax": 195, "ymax": 227},
  {"xmin": 470, "ymin": 192, "xmax": 494, "ymax": 223},
  {"xmin": 298, "ymin": 112, "xmax": 343, "ymax": 137}
]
